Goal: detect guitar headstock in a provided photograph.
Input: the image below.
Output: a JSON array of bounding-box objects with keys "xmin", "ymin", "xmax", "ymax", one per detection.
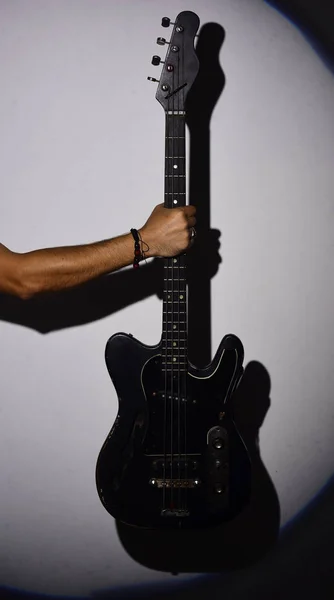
[{"xmin": 148, "ymin": 11, "xmax": 200, "ymax": 111}]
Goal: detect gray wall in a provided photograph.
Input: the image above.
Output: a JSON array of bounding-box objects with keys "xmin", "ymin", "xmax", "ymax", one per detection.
[{"xmin": 0, "ymin": 0, "xmax": 333, "ymax": 596}]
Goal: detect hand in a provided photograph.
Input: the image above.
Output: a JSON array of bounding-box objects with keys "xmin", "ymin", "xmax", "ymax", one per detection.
[
  {"xmin": 139, "ymin": 203, "xmax": 196, "ymax": 258},
  {"xmin": 187, "ymin": 228, "xmax": 222, "ymax": 280}
]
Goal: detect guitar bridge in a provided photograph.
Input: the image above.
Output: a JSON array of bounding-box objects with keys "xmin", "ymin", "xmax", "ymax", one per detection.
[
  {"xmin": 149, "ymin": 478, "xmax": 200, "ymax": 488},
  {"xmin": 161, "ymin": 508, "xmax": 190, "ymax": 518}
]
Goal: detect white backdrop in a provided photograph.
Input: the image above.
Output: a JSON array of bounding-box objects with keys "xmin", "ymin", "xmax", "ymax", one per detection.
[{"xmin": 0, "ymin": 0, "xmax": 333, "ymax": 596}]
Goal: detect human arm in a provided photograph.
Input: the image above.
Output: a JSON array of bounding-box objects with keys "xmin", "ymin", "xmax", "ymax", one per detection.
[{"xmin": 0, "ymin": 203, "xmax": 196, "ymax": 299}]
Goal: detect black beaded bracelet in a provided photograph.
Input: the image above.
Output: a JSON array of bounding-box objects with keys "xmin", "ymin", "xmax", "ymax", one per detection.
[{"xmin": 130, "ymin": 228, "xmax": 143, "ymax": 269}]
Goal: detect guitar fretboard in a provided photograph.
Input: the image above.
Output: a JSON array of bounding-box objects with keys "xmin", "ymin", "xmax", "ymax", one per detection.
[{"xmin": 162, "ymin": 113, "xmax": 188, "ymax": 374}]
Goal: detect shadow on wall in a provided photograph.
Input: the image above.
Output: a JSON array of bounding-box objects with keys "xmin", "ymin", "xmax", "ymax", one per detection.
[
  {"xmin": 265, "ymin": 0, "xmax": 334, "ymax": 72},
  {"xmin": 0, "ymin": 19, "xmax": 279, "ymax": 588},
  {"xmin": 0, "ymin": 478, "xmax": 333, "ymax": 598},
  {"xmin": 111, "ymin": 21, "xmax": 280, "ymax": 574},
  {"xmin": 0, "ymin": 476, "xmax": 334, "ymax": 598},
  {"xmin": 94, "ymin": 473, "xmax": 334, "ymax": 600},
  {"xmin": 115, "ymin": 359, "xmax": 278, "ymax": 574}
]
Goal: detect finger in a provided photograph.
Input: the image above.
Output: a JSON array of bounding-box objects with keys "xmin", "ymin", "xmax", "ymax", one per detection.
[
  {"xmin": 188, "ymin": 226, "xmax": 196, "ymax": 243},
  {"xmin": 183, "ymin": 205, "xmax": 196, "ymax": 217},
  {"xmin": 187, "ymin": 216, "xmax": 196, "ymax": 228}
]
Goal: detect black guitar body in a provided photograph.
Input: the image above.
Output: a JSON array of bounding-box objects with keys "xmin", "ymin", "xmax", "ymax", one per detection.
[{"xmin": 96, "ymin": 332, "xmax": 251, "ymax": 529}]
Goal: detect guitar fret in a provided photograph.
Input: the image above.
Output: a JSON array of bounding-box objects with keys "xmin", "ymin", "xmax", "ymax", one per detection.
[
  {"xmin": 162, "ymin": 352, "xmax": 188, "ymax": 355},
  {"xmin": 164, "ymin": 362, "xmax": 188, "ymax": 365},
  {"xmin": 162, "ymin": 350, "xmax": 187, "ymax": 353},
  {"xmin": 162, "ymin": 349, "xmax": 188, "ymax": 352},
  {"xmin": 163, "ymin": 358, "xmax": 188, "ymax": 360},
  {"xmin": 162, "ymin": 362, "xmax": 188, "ymax": 366},
  {"xmin": 162, "ymin": 349, "xmax": 187, "ymax": 352},
  {"xmin": 166, "ymin": 110, "xmax": 186, "ymax": 115}
]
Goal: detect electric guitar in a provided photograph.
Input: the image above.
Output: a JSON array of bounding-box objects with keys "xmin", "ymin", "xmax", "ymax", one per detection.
[{"xmin": 96, "ymin": 11, "xmax": 251, "ymax": 529}]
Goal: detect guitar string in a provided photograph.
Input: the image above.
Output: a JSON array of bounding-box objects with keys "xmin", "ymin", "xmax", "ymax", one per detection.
[
  {"xmin": 166, "ymin": 104, "xmax": 174, "ymax": 511},
  {"xmin": 162, "ymin": 101, "xmax": 169, "ymax": 513},
  {"xmin": 175, "ymin": 39, "xmax": 186, "ymax": 513},
  {"xmin": 164, "ymin": 101, "xmax": 174, "ymax": 512},
  {"xmin": 170, "ymin": 69, "xmax": 175, "ymax": 511},
  {"xmin": 176, "ymin": 51, "xmax": 181, "ymax": 512},
  {"xmin": 182, "ymin": 34, "xmax": 188, "ymax": 513},
  {"xmin": 164, "ymin": 34, "xmax": 189, "ymax": 514},
  {"xmin": 164, "ymin": 84, "xmax": 175, "ymax": 514}
]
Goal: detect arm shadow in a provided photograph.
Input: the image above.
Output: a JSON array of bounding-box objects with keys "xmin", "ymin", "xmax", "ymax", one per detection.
[{"xmin": 0, "ymin": 260, "xmax": 164, "ymax": 334}]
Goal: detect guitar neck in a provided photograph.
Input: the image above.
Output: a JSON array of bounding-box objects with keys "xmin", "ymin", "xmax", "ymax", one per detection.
[
  {"xmin": 164, "ymin": 112, "xmax": 186, "ymax": 209},
  {"xmin": 162, "ymin": 112, "xmax": 188, "ymax": 372}
]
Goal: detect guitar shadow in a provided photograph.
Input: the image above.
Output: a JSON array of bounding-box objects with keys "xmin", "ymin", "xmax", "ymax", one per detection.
[
  {"xmin": 115, "ymin": 22, "xmax": 280, "ymax": 573},
  {"xmin": 115, "ymin": 361, "xmax": 279, "ymax": 573}
]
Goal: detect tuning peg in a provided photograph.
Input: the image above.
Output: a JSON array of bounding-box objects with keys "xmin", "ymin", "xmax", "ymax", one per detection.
[
  {"xmin": 157, "ymin": 37, "xmax": 169, "ymax": 46},
  {"xmin": 161, "ymin": 17, "xmax": 174, "ymax": 28},
  {"xmin": 147, "ymin": 76, "xmax": 160, "ymax": 83},
  {"xmin": 152, "ymin": 55, "xmax": 164, "ymax": 66}
]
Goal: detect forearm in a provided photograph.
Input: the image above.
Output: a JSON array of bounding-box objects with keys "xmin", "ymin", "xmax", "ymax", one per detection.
[
  {"xmin": 11, "ymin": 233, "xmax": 137, "ymax": 298},
  {"xmin": 1, "ymin": 202, "xmax": 196, "ymax": 299}
]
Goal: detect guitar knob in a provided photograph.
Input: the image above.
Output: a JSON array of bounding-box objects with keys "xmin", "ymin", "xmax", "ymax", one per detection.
[
  {"xmin": 161, "ymin": 17, "xmax": 171, "ymax": 27},
  {"xmin": 157, "ymin": 37, "xmax": 169, "ymax": 46},
  {"xmin": 213, "ymin": 437, "xmax": 224, "ymax": 449},
  {"xmin": 151, "ymin": 55, "xmax": 162, "ymax": 66}
]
